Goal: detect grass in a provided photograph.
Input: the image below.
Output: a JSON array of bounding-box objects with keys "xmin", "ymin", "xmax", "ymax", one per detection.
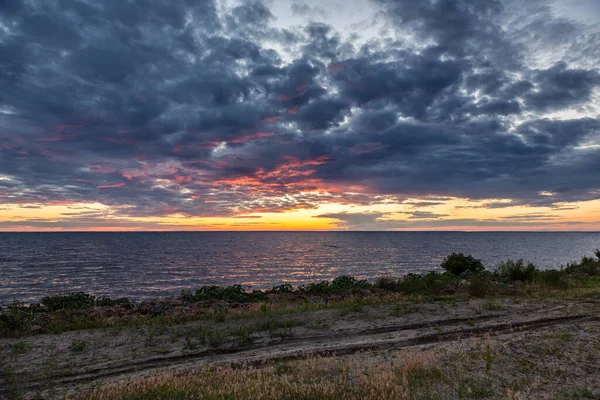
[{"xmin": 79, "ymin": 349, "xmax": 444, "ymax": 400}]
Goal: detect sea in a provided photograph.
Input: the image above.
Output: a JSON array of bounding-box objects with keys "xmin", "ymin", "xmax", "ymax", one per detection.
[{"xmin": 1, "ymin": 231, "xmax": 599, "ymax": 304}]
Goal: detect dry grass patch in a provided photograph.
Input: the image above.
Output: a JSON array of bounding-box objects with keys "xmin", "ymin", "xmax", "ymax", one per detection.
[{"xmin": 80, "ymin": 349, "xmax": 442, "ymax": 400}]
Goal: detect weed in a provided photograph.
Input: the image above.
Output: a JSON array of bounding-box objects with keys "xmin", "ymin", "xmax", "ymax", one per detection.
[
  {"xmin": 69, "ymin": 339, "xmax": 87, "ymax": 352},
  {"xmin": 11, "ymin": 340, "xmax": 31, "ymax": 354},
  {"xmin": 457, "ymin": 378, "xmax": 494, "ymax": 398},
  {"xmin": 232, "ymin": 326, "xmax": 254, "ymax": 346},
  {"xmin": 482, "ymin": 299, "xmax": 503, "ymax": 311},
  {"xmin": 338, "ymin": 299, "xmax": 364, "ymax": 316},
  {"xmin": 483, "ymin": 344, "xmax": 495, "ymax": 372},
  {"xmin": 392, "ymin": 302, "xmax": 420, "ymax": 317}
]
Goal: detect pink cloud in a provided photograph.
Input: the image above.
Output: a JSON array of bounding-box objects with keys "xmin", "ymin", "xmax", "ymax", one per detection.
[{"xmin": 96, "ymin": 182, "xmax": 126, "ymax": 189}]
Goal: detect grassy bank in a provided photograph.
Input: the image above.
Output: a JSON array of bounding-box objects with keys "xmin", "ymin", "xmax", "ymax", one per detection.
[{"xmin": 2, "ymin": 251, "xmax": 599, "ymax": 338}]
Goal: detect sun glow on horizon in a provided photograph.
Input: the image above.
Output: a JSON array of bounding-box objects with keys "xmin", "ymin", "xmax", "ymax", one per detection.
[{"xmin": 1, "ymin": 196, "xmax": 598, "ymax": 232}]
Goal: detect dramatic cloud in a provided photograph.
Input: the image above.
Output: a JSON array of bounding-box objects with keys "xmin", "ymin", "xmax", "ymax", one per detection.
[{"xmin": 0, "ymin": 0, "xmax": 599, "ymax": 230}]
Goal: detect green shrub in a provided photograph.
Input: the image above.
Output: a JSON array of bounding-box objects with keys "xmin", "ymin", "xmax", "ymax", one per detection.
[
  {"xmin": 0, "ymin": 301, "xmax": 37, "ymax": 336},
  {"xmin": 441, "ymin": 253, "xmax": 485, "ymax": 276},
  {"xmin": 41, "ymin": 292, "xmax": 96, "ymax": 311},
  {"xmin": 394, "ymin": 272, "xmax": 458, "ymax": 296},
  {"xmin": 95, "ymin": 297, "xmax": 131, "ymax": 307},
  {"xmin": 41, "ymin": 292, "xmax": 130, "ymax": 310},
  {"xmin": 331, "ymin": 276, "xmax": 370, "ymax": 291},
  {"xmin": 564, "ymin": 257, "xmax": 600, "ymax": 276},
  {"xmin": 267, "ymin": 284, "xmax": 293, "ymax": 294},
  {"xmin": 495, "ymin": 259, "xmax": 538, "ymax": 282},
  {"xmin": 299, "ymin": 275, "xmax": 370, "ymax": 294},
  {"xmin": 534, "ymin": 270, "xmax": 568, "ymax": 289},
  {"xmin": 595, "ymin": 249, "xmax": 600, "ymax": 260},
  {"xmin": 181, "ymin": 285, "xmax": 267, "ymax": 303},
  {"xmin": 374, "ymin": 276, "xmax": 398, "ymax": 291},
  {"xmin": 69, "ymin": 339, "xmax": 87, "ymax": 352},
  {"xmin": 469, "ymin": 274, "xmax": 494, "ymax": 298}
]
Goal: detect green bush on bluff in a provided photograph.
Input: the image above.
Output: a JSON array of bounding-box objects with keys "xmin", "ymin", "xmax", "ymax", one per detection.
[
  {"xmin": 495, "ymin": 259, "xmax": 538, "ymax": 283},
  {"xmin": 441, "ymin": 253, "xmax": 485, "ymax": 276}
]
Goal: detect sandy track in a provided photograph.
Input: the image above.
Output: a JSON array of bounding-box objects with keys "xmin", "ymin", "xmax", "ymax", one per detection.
[{"xmin": 1, "ymin": 296, "xmax": 598, "ymax": 399}]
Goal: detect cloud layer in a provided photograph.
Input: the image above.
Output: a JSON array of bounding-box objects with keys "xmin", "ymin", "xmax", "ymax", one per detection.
[{"xmin": 0, "ymin": 0, "xmax": 599, "ymax": 229}]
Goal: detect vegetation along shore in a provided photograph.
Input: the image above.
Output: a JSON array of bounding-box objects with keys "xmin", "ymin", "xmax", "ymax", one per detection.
[{"xmin": 1, "ymin": 251, "xmax": 600, "ymax": 399}]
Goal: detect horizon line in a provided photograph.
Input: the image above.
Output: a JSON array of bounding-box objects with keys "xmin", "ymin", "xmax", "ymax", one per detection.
[{"xmin": 1, "ymin": 230, "xmax": 599, "ymax": 233}]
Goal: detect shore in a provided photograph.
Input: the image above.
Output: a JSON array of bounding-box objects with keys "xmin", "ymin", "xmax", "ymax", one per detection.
[{"xmin": 1, "ymin": 256, "xmax": 600, "ymax": 399}]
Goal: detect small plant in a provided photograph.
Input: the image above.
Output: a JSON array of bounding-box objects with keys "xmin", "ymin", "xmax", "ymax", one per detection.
[
  {"xmin": 441, "ymin": 253, "xmax": 485, "ymax": 276},
  {"xmin": 69, "ymin": 339, "xmax": 87, "ymax": 352},
  {"xmin": 483, "ymin": 299, "xmax": 503, "ymax": 311},
  {"xmin": 458, "ymin": 378, "xmax": 494, "ymax": 398},
  {"xmin": 434, "ymin": 326, "xmax": 443, "ymax": 334},
  {"xmin": 392, "ymin": 302, "xmax": 420, "ymax": 317},
  {"xmin": 232, "ymin": 326, "xmax": 254, "ymax": 346},
  {"xmin": 483, "ymin": 344, "xmax": 495, "ymax": 372},
  {"xmin": 11, "ymin": 341, "xmax": 31, "ymax": 354}
]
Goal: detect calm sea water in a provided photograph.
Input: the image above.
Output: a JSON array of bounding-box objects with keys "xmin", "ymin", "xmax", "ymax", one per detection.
[{"xmin": 1, "ymin": 231, "xmax": 599, "ymax": 304}]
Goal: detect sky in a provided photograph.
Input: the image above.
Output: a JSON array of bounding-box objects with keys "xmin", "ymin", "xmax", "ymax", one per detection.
[{"xmin": 0, "ymin": 0, "xmax": 599, "ymax": 231}]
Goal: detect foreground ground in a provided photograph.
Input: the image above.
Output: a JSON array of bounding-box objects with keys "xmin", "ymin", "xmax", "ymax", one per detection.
[{"xmin": 1, "ymin": 288, "xmax": 599, "ymax": 399}]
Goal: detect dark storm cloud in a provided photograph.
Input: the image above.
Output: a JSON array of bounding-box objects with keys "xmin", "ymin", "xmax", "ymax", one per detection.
[
  {"xmin": 524, "ymin": 63, "xmax": 600, "ymax": 111},
  {"xmin": 0, "ymin": 0, "xmax": 599, "ymax": 227}
]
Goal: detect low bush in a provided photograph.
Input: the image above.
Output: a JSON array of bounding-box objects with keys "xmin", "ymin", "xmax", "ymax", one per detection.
[
  {"xmin": 563, "ymin": 256, "xmax": 600, "ymax": 276},
  {"xmin": 441, "ymin": 253, "xmax": 485, "ymax": 276},
  {"xmin": 468, "ymin": 274, "xmax": 494, "ymax": 298},
  {"xmin": 0, "ymin": 301, "xmax": 37, "ymax": 336},
  {"xmin": 41, "ymin": 292, "xmax": 130, "ymax": 311},
  {"xmin": 299, "ymin": 275, "xmax": 370, "ymax": 294},
  {"xmin": 267, "ymin": 284, "xmax": 293, "ymax": 294},
  {"xmin": 181, "ymin": 285, "xmax": 267, "ymax": 303},
  {"xmin": 394, "ymin": 272, "xmax": 458, "ymax": 296},
  {"xmin": 42, "ymin": 292, "xmax": 96, "ymax": 310},
  {"xmin": 534, "ymin": 270, "xmax": 568, "ymax": 289},
  {"xmin": 374, "ymin": 276, "xmax": 397, "ymax": 291},
  {"xmin": 495, "ymin": 259, "xmax": 538, "ymax": 282}
]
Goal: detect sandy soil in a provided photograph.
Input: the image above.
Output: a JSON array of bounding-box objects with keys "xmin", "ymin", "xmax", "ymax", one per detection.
[{"xmin": 1, "ymin": 295, "xmax": 599, "ymax": 399}]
